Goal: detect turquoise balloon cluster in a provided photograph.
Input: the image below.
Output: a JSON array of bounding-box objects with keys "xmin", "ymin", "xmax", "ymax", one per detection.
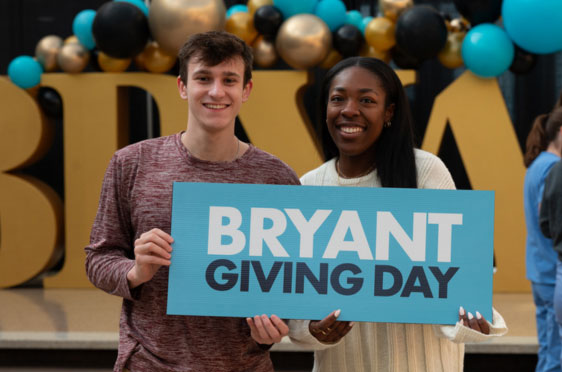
[{"xmin": 461, "ymin": 0, "xmax": 562, "ymax": 78}]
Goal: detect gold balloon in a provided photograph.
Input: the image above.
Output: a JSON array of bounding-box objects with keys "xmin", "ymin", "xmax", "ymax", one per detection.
[
  {"xmin": 365, "ymin": 17, "xmax": 396, "ymax": 51},
  {"xmin": 248, "ymin": 0, "xmax": 273, "ymax": 16},
  {"xmin": 275, "ymin": 14, "xmax": 332, "ymax": 70},
  {"xmin": 149, "ymin": 0, "xmax": 226, "ymax": 56},
  {"xmin": 135, "ymin": 41, "xmax": 177, "ymax": 73},
  {"xmin": 379, "ymin": 0, "xmax": 413, "ymax": 22},
  {"xmin": 226, "ymin": 11, "xmax": 258, "ymax": 45},
  {"xmin": 98, "ymin": 52, "xmax": 131, "ymax": 73},
  {"xmin": 448, "ymin": 18, "xmax": 469, "ymax": 33},
  {"xmin": 57, "ymin": 43, "xmax": 90, "ymax": 73},
  {"xmin": 252, "ymin": 36, "xmax": 278, "ymax": 68},
  {"xmin": 64, "ymin": 35, "xmax": 80, "ymax": 45},
  {"xmin": 360, "ymin": 44, "xmax": 391, "ymax": 63},
  {"xmin": 35, "ymin": 35, "xmax": 63, "ymax": 72},
  {"xmin": 438, "ymin": 32, "xmax": 465, "ymax": 69},
  {"xmin": 318, "ymin": 48, "xmax": 343, "ymax": 70}
]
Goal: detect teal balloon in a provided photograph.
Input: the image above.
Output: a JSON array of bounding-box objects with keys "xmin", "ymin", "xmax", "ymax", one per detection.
[
  {"xmin": 502, "ymin": 0, "xmax": 562, "ymax": 54},
  {"xmin": 274, "ymin": 0, "xmax": 318, "ymax": 19},
  {"xmin": 72, "ymin": 9, "xmax": 96, "ymax": 50},
  {"xmin": 226, "ymin": 4, "xmax": 248, "ymax": 18},
  {"xmin": 314, "ymin": 0, "xmax": 346, "ymax": 31},
  {"xmin": 360, "ymin": 16, "xmax": 373, "ymax": 35},
  {"xmin": 115, "ymin": 0, "xmax": 149, "ymax": 17},
  {"xmin": 345, "ymin": 10, "xmax": 363, "ymax": 28},
  {"xmin": 462, "ymin": 23, "xmax": 515, "ymax": 78},
  {"xmin": 8, "ymin": 56, "xmax": 43, "ymax": 89}
]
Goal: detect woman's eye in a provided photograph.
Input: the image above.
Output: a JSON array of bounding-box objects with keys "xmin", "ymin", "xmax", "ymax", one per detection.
[
  {"xmin": 361, "ymin": 98, "xmax": 375, "ymax": 104},
  {"xmin": 330, "ymin": 96, "xmax": 343, "ymax": 102}
]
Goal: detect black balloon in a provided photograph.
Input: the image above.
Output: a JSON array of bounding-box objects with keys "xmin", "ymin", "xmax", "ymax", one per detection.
[
  {"xmin": 37, "ymin": 87, "xmax": 63, "ymax": 118},
  {"xmin": 333, "ymin": 25, "xmax": 364, "ymax": 58},
  {"xmin": 92, "ymin": 2, "xmax": 150, "ymax": 59},
  {"xmin": 510, "ymin": 46, "xmax": 537, "ymax": 74},
  {"xmin": 254, "ymin": 5, "xmax": 283, "ymax": 38},
  {"xmin": 453, "ymin": 0, "xmax": 502, "ymax": 26},
  {"xmin": 395, "ymin": 5, "xmax": 447, "ymax": 62},
  {"xmin": 390, "ymin": 46, "xmax": 422, "ymax": 69}
]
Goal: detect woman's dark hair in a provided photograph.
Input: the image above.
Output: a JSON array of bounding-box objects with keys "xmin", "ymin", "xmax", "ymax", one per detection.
[
  {"xmin": 319, "ymin": 57, "xmax": 417, "ymax": 188},
  {"xmin": 524, "ymin": 107, "xmax": 562, "ymax": 167}
]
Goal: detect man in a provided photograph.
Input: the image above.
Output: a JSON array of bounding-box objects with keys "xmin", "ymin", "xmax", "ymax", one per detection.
[{"xmin": 85, "ymin": 31, "xmax": 299, "ymax": 372}]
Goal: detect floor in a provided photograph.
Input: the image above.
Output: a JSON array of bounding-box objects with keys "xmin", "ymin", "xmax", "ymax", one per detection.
[{"xmin": 0, "ymin": 289, "xmax": 539, "ymax": 371}]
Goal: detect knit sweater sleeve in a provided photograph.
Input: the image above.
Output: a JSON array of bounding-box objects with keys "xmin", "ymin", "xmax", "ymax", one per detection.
[
  {"xmin": 433, "ymin": 308, "xmax": 508, "ymax": 343},
  {"xmin": 416, "ymin": 150, "xmax": 509, "ymax": 342},
  {"xmin": 85, "ymin": 152, "xmax": 138, "ymax": 300}
]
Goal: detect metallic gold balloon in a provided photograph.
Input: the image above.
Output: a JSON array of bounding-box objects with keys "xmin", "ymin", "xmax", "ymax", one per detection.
[
  {"xmin": 248, "ymin": 0, "xmax": 273, "ymax": 16},
  {"xmin": 57, "ymin": 43, "xmax": 90, "ymax": 73},
  {"xmin": 149, "ymin": 0, "xmax": 226, "ymax": 56},
  {"xmin": 35, "ymin": 35, "xmax": 63, "ymax": 72},
  {"xmin": 275, "ymin": 14, "xmax": 332, "ymax": 70},
  {"xmin": 438, "ymin": 32, "xmax": 465, "ymax": 69},
  {"xmin": 379, "ymin": 0, "xmax": 413, "ymax": 22},
  {"xmin": 448, "ymin": 18, "xmax": 469, "ymax": 33},
  {"xmin": 226, "ymin": 11, "xmax": 258, "ymax": 45},
  {"xmin": 98, "ymin": 52, "xmax": 131, "ymax": 72},
  {"xmin": 360, "ymin": 43, "xmax": 391, "ymax": 63},
  {"xmin": 318, "ymin": 48, "xmax": 343, "ymax": 70},
  {"xmin": 365, "ymin": 17, "xmax": 396, "ymax": 51},
  {"xmin": 252, "ymin": 36, "xmax": 278, "ymax": 68},
  {"xmin": 64, "ymin": 35, "xmax": 80, "ymax": 45},
  {"xmin": 135, "ymin": 41, "xmax": 177, "ymax": 73}
]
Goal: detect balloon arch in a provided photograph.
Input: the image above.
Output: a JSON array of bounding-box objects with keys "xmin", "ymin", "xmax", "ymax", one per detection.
[{"xmin": 7, "ymin": 0, "xmax": 562, "ymax": 93}]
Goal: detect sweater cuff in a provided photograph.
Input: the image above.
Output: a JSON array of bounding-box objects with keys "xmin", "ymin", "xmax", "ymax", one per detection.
[{"xmin": 436, "ymin": 308, "xmax": 508, "ymax": 343}]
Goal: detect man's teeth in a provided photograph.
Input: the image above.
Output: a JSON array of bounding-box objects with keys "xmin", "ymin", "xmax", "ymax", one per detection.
[
  {"xmin": 205, "ymin": 104, "xmax": 227, "ymax": 109},
  {"xmin": 340, "ymin": 126, "xmax": 363, "ymax": 134}
]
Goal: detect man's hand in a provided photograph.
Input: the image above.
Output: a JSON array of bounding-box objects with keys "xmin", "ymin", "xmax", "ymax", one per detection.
[
  {"xmin": 459, "ymin": 306, "xmax": 490, "ymax": 334},
  {"xmin": 309, "ymin": 309, "xmax": 354, "ymax": 343},
  {"xmin": 246, "ymin": 314, "xmax": 289, "ymax": 345},
  {"xmin": 127, "ymin": 228, "xmax": 173, "ymax": 288}
]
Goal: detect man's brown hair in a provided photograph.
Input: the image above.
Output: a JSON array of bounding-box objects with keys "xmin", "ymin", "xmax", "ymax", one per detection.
[{"xmin": 178, "ymin": 31, "xmax": 253, "ymax": 85}]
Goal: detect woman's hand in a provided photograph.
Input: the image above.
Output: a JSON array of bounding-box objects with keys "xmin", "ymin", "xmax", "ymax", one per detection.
[
  {"xmin": 246, "ymin": 314, "xmax": 289, "ymax": 345},
  {"xmin": 309, "ymin": 309, "xmax": 354, "ymax": 343},
  {"xmin": 459, "ymin": 306, "xmax": 490, "ymax": 334},
  {"xmin": 127, "ymin": 228, "xmax": 173, "ymax": 288}
]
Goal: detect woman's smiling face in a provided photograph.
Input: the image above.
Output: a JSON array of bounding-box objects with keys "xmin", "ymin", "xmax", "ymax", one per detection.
[{"xmin": 326, "ymin": 66, "xmax": 394, "ymax": 159}]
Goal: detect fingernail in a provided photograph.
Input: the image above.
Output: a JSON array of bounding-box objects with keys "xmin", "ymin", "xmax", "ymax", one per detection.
[
  {"xmin": 459, "ymin": 306, "xmax": 465, "ymax": 316},
  {"xmin": 468, "ymin": 312, "xmax": 474, "ymax": 320},
  {"xmin": 334, "ymin": 309, "xmax": 341, "ymax": 318},
  {"xmin": 349, "ymin": 322, "xmax": 355, "ymax": 327},
  {"xmin": 476, "ymin": 311, "xmax": 482, "ymax": 320}
]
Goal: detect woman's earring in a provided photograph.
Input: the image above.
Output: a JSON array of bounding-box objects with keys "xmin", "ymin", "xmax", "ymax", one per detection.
[{"xmin": 384, "ymin": 120, "xmax": 392, "ymax": 128}]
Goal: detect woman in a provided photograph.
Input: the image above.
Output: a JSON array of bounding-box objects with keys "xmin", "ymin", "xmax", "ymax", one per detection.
[
  {"xmin": 287, "ymin": 57, "xmax": 507, "ymax": 372},
  {"xmin": 524, "ymin": 105, "xmax": 562, "ymax": 372}
]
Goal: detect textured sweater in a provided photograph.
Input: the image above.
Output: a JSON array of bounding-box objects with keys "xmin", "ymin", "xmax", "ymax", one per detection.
[
  {"xmin": 85, "ymin": 132, "xmax": 300, "ymax": 372},
  {"xmin": 289, "ymin": 149, "xmax": 508, "ymax": 372}
]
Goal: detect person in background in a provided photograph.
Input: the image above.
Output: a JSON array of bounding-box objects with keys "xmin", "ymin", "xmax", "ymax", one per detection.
[
  {"xmin": 287, "ymin": 57, "xmax": 508, "ymax": 372},
  {"xmin": 85, "ymin": 31, "xmax": 298, "ymax": 372},
  {"xmin": 524, "ymin": 101, "xmax": 562, "ymax": 372}
]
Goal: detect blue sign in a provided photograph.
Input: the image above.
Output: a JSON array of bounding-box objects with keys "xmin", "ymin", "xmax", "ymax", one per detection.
[{"xmin": 168, "ymin": 183, "xmax": 495, "ymax": 324}]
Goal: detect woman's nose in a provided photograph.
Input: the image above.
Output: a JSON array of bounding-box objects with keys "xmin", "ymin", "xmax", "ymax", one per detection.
[{"xmin": 341, "ymin": 99, "xmax": 359, "ymax": 117}]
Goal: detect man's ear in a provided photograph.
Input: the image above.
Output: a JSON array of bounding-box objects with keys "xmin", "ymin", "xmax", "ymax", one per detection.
[
  {"xmin": 177, "ymin": 76, "xmax": 187, "ymax": 100},
  {"xmin": 242, "ymin": 79, "xmax": 253, "ymax": 103}
]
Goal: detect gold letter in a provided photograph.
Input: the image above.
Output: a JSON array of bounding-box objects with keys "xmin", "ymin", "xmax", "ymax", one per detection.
[
  {"xmin": 422, "ymin": 71, "xmax": 527, "ymax": 292},
  {"xmin": 0, "ymin": 77, "xmax": 63, "ymax": 288}
]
